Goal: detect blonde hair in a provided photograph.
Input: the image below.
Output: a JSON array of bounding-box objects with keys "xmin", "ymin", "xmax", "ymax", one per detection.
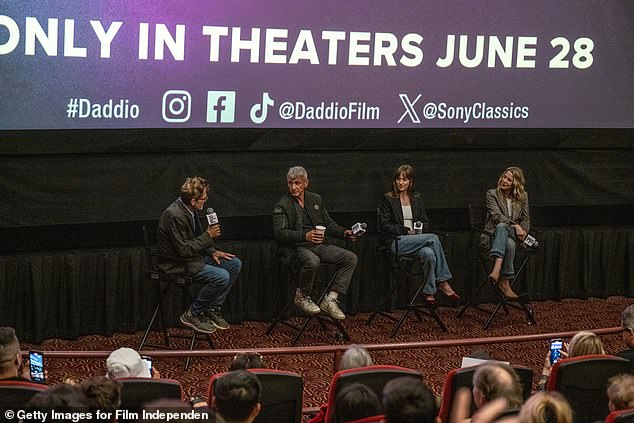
[
  {"xmin": 519, "ymin": 391, "xmax": 573, "ymax": 423},
  {"xmin": 607, "ymin": 374, "xmax": 634, "ymax": 410},
  {"xmin": 568, "ymin": 331, "xmax": 605, "ymax": 357},
  {"xmin": 496, "ymin": 166, "xmax": 527, "ymax": 203}
]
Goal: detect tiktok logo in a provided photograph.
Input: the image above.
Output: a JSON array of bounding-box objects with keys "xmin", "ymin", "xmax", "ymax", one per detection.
[{"xmin": 250, "ymin": 92, "xmax": 275, "ymax": 124}]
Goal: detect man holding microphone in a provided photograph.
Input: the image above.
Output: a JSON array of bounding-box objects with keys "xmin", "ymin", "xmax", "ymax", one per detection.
[
  {"xmin": 273, "ymin": 166, "xmax": 359, "ymax": 320},
  {"xmin": 158, "ymin": 176, "xmax": 242, "ymax": 334}
]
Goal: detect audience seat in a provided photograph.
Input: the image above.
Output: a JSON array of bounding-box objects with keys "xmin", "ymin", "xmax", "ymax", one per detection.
[
  {"xmin": 208, "ymin": 369, "xmax": 303, "ymax": 423},
  {"xmin": 605, "ymin": 409, "xmax": 634, "ymax": 423},
  {"xmin": 0, "ymin": 380, "xmax": 48, "ymax": 408},
  {"xmin": 437, "ymin": 364, "xmax": 533, "ymax": 423},
  {"xmin": 346, "ymin": 415, "xmax": 386, "ymax": 423},
  {"xmin": 323, "ymin": 365, "xmax": 422, "ymax": 423},
  {"xmin": 117, "ymin": 377, "xmax": 183, "ymax": 414},
  {"xmin": 546, "ymin": 354, "xmax": 630, "ymax": 423}
]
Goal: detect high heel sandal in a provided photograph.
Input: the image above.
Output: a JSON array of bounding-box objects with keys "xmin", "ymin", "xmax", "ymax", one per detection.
[{"xmin": 439, "ymin": 282, "xmax": 461, "ymax": 301}]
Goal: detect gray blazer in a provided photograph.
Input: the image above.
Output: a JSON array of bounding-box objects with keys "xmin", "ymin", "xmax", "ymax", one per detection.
[{"xmin": 484, "ymin": 188, "xmax": 530, "ymax": 235}]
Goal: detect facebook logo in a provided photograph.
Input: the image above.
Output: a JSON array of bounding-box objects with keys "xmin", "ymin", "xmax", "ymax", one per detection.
[{"xmin": 206, "ymin": 91, "xmax": 236, "ymax": 123}]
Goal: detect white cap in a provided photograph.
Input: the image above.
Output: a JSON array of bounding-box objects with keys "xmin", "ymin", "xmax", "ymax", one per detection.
[{"xmin": 106, "ymin": 347, "xmax": 151, "ymax": 379}]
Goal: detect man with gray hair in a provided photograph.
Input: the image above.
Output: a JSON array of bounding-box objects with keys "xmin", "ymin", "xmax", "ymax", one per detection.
[
  {"xmin": 273, "ymin": 166, "xmax": 359, "ymax": 320},
  {"xmin": 616, "ymin": 303, "xmax": 634, "ymax": 371}
]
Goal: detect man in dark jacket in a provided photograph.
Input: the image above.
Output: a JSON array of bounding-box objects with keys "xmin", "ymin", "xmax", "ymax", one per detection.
[
  {"xmin": 158, "ymin": 176, "xmax": 242, "ymax": 334},
  {"xmin": 272, "ymin": 166, "xmax": 358, "ymax": 320}
]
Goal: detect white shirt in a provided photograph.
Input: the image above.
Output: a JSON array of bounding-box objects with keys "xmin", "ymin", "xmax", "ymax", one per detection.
[{"xmin": 402, "ymin": 205, "xmax": 413, "ymax": 230}]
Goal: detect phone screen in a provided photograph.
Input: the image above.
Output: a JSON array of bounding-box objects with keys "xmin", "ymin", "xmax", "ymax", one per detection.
[
  {"xmin": 29, "ymin": 351, "xmax": 45, "ymax": 382},
  {"xmin": 549, "ymin": 339, "xmax": 563, "ymax": 365},
  {"xmin": 141, "ymin": 355, "xmax": 153, "ymax": 375}
]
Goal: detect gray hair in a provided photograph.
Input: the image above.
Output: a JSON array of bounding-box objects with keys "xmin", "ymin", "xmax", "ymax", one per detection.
[
  {"xmin": 287, "ymin": 166, "xmax": 308, "ymax": 180},
  {"xmin": 622, "ymin": 304, "xmax": 634, "ymax": 329},
  {"xmin": 0, "ymin": 327, "xmax": 20, "ymax": 372},
  {"xmin": 339, "ymin": 344, "xmax": 374, "ymax": 371}
]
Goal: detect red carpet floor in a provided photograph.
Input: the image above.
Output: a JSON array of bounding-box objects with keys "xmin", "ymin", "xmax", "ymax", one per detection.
[{"xmin": 21, "ymin": 296, "xmax": 632, "ymax": 408}]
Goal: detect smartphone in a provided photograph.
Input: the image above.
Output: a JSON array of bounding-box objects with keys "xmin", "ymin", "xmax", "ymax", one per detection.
[
  {"xmin": 29, "ymin": 351, "xmax": 45, "ymax": 382},
  {"xmin": 141, "ymin": 355, "xmax": 153, "ymax": 376},
  {"xmin": 549, "ymin": 339, "xmax": 563, "ymax": 365}
]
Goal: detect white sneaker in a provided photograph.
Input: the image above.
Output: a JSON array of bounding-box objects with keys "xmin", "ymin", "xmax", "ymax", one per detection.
[
  {"xmin": 294, "ymin": 290, "xmax": 320, "ymax": 315},
  {"xmin": 320, "ymin": 297, "xmax": 346, "ymax": 320}
]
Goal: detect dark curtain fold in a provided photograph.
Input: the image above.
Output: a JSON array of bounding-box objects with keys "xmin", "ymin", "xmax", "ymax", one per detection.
[{"xmin": 1, "ymin": 227, "xmax": 632, "ymax": 343}]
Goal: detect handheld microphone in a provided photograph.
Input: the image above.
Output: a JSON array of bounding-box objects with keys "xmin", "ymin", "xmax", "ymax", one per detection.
[
  {"xmin": 523, "ymin": 234, "xmax": 539, "ymax": 248},
  {"xmin": 413, "ymin": 221, "xmax": 423, "ymax": 234},
  {"xmin": 206, "ymin": 208, "xmax": 219, "ymax": 226},
  {"xmin": 352, "ymin": 222, "xmax": 367, "ymax": 236}
]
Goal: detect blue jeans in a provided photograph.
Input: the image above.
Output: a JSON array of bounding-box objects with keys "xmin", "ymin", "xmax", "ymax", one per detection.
[
  {"xmin": 191, "ymin": 255, "xmax": 242, "ymax": 314},
  {"xmin": 489, "ymin": 223, "xmax": 517, "ymax": 278},
  {"xmin": 392, "ymin": 234, "xmax": 452, "ymax": 295}
]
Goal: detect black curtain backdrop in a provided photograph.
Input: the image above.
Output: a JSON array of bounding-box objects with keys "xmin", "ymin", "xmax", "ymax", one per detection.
[{"xmin": 0, "ymin": 127, "xmax": 632, "ymax": 343}]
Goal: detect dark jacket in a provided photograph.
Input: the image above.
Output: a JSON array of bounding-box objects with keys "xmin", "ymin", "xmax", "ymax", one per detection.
[
  {"xmin": 379, "ymin": 192, "xmax": 430, "ymax": 236},
  {"xmin": 157, "ymin": 198, "xmax": 216, "ymax": 274},
  {"xmin": 273, "ymin": 191, "xmax": 346, "ymax": 263}
]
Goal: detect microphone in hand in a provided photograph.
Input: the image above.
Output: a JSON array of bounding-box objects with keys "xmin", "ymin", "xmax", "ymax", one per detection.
[
  {"xmin": 351, "ymin": 222, "xmax": 367, "ymax": 236},
  {"xmin": 206, "ymin": 208, "xmax": 219, "ymax": 226}
]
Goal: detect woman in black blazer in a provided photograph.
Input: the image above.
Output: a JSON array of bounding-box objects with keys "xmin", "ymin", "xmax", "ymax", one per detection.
[{"xmin": 379, "ymin": 164, "xmax": 460, "ymax": 304}]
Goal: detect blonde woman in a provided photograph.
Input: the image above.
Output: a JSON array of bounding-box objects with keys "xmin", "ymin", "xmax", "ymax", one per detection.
[
  {"xmin": 519, "ymin": 391, "xmax": 573, "ymax": 423},
  {"xmin": 484, "ymin": 167, "xmax": 530, "ymax": 299}
]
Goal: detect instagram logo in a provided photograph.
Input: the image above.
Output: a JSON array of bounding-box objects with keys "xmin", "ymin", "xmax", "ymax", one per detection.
[{"xmin": 162, "ymin": 90, "xmax": 191, "ymax": 123}]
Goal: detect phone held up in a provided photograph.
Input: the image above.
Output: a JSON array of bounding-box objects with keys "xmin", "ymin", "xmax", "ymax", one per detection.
[
  {"xmin": 29, "ymin": 351, "xmax": 45, "ymax": 382},
  {"xmin": 141, "ymin": 355, "xmax": 153, "ymax": 376},
  {"xmin": 549, "ymin": 339, "xmax": 563, "ymax": 365}
]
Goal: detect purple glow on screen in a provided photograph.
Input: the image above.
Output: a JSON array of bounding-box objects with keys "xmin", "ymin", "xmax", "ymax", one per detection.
[{"xmin": 0, "ymin": 1, "xmax": 632, "ymax": 129}]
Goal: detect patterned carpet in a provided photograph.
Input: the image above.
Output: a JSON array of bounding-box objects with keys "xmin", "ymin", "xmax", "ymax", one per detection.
[{"xmin": 21, "ymin": 296, "xmax": 632, "ymax": 408}]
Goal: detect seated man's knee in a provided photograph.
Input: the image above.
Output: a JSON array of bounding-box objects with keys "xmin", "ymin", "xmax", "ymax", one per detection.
[
  {"xmin": 345, "ymin": 250, "xmax": 358, "ymax": 267},
  {"xmin": 229, "ymin": 256, "xmax": 243, "ymax": 273},
  {"xmin": 302, "ymin": 255, "xmax": 321, "ymax": 271}
]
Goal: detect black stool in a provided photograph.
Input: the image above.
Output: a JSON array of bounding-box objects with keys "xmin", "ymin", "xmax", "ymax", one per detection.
[
  {"xmin": 266, "ymin": 256, "xmax": 350, "ymax": 346},
  {"xmin": 138, "ymin": 225, "xmax": 214, "ymax": 370}
]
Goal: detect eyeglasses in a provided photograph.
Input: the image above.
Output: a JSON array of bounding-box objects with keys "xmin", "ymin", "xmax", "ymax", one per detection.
[{"xmin": 622, "ymin": 327, "xmax": 633, "ymax": 334}]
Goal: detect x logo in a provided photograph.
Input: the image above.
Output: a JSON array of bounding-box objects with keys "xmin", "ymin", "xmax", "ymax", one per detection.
[{"xmin": 398, "ymin": 93, "xmax": 422, "ymax": 124}]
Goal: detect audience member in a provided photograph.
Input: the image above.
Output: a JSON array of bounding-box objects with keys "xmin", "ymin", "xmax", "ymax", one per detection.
[
  {"xmin": 382, "ymin": 376, "xmax": 438, "ymax": 423},
  {"xmin": 24, "ymin": 383, "xmax": 91, "ymax": 421},
  {"xmin": 472, "ymin": 362, "xmax": 524, "ymax": 416},
  {"xmin": 334, "ymin": 383, "xmax": 383, "ymax": 423},
  {"xmin": 617, "ymin": 304, "xmax": 634, "ymax": 371},
  {"xmin": 518, "ymin": 391, "xmax": 572, "ymax": 423},
  {"xmin": 0, "ymin": 326, "xmax": 40, "ymax": 382},
  {"xmin": 106, "ymin": 347, "xmax": 159, "ymax": 379},
  {"xmin": 607, "ymin": 374, "xmax": 634, "ymax": 412},
  {"xmin": 81, "ymin": 376, "xmax": 122, "ymax": 420},
  {"xmin": 339, "ymin": 344, "xmax": 374, "ymax": 371},
  {"xmin": 212, "ymin": 370, "xmax": 261, "ymax": 423},
  {"xmin": 538, "ymin": 331, "xmax": 605, "ymax": 390},
  {"xmin": 308, "ymin": 344, "xmax": 375, "ymax": 423},
  {"xmin": 229, "ymin": 352, "xmax": 264, "ymax": 371},
  {"xmin": 449, "ymin": 388, "xmax": 511, "ymax": 423}
]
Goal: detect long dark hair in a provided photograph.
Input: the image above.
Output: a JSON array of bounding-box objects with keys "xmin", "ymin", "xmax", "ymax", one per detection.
[{"xmin": 388, "ymin": 164, "xmax": 415, "ymax": 200}]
